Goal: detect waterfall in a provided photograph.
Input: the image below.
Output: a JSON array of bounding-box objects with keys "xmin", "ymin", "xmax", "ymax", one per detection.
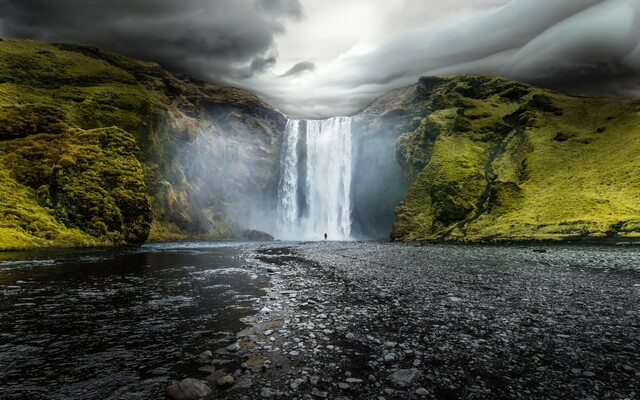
[{"xmin": 276, "ymin": 117, "xmax": 353, "ymax": 240}]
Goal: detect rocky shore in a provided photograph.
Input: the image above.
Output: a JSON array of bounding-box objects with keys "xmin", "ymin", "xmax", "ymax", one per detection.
[{"xmin": 168, "ymin": 241, "xmax": 639, "ymax": 400}]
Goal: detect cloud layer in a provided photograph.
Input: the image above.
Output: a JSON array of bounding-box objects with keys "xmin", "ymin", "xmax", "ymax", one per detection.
[
  {"xmin": 0, "ymin": 0, "xmax": 302, "ymax": 80},
  {"xmin": 1, "ymin": 0, "xmax": 639, "ymax": 118}
]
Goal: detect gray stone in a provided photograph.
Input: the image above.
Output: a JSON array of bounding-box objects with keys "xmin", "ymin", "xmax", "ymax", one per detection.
[
  {"xmin": 199, "ymin": 350, "xmax": 212, "ymax": 359},
  {"xmin": 226, "ymin": 343, "xmax": 241, "ymax": 352},
  {"xmin": 312, "ymin": 387, "xmax": 328, "ymax": 398},
  {"xmin": 151, "ymin": 367, "xmax": 169, "ymax": 375},
  {"xmin": 388, "ymin": 368, "xmax": 420, "ymax": 388},
  {"xmin": 290, "ymin": 378, "xmax": 305, "ymax": 390},
  {"xmin": 217, "ymin": 375, "xmax": 235, "ymax": 386},
  {"xmin": 166, "ymin": 378, "xmax": 213, "ymax": 400},
  {"xmin": 383, "ymin": 353, "xmax": 396, "ymax": 362},
  {"xmin": 261, "ymin": 387, "xmax": 275, "ymax": 398},
  {"xmin": 416, "ymin": 387, "xmax": 429, "ymax": 396}
]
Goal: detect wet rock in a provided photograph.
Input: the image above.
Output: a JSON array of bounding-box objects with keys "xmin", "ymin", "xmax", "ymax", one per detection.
[
  {"xmin": 198, "ymin": 350, "xmax": 213, "ymax": 362},
  {"xmin": 261, "ymin": 387, "xmax": 275, "ymax": 398},
  {"xmin": 290, "ymin": 378, "xmax": 305, "ymax": 390},
  {"xmin": 416, "ymin": 387, "xmax": 429, "ymax": 396},
  {"xmin": 166, "ymin": 378, "xmax": 212, "ymax": 400},
  {"xmin": 150, "ymin": 367, "xmax": 169, "ymax": 375},
  {"xmin": 226, "ymin": 343, "xmax": 241, "ymax": 352},
  {"xmin": 217, "ymin": 375, "xmax": 235, "ymax": 386},
  {"xmin": 388, "ymin": 368, "xmax": 419, "ymax": 388},
  {"xmin": 311, "ymin": 387, "xmax": 328, "ymax": 398}
]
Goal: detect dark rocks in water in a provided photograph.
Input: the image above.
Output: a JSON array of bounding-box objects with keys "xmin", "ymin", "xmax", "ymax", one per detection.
[
  {"xmin": 166, "ymin": 378, "xmax": 212, "ymax": 400},
  {"xmin": 242, "ymin": 229, "xmax": 274, "ymax": 241}
]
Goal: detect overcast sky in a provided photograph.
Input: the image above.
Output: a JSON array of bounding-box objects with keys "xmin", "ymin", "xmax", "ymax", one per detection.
[{"xmin": 1, "ymin": 0, "xmax": 639, "ymax": 118}]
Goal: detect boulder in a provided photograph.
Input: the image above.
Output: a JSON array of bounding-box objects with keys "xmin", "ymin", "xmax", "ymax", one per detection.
[
  {"xmin": 166, "ymin": 378, "xmax": 212, "ymax": 400},
  {"xmin": 388, "ymin": 368, "xmax": 420, "ymax": 388}
]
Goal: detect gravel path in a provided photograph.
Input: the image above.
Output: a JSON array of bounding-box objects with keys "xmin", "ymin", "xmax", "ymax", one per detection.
[{"xmin": 186, "ymin": 241, "xmax": 640, "ymax": 400}]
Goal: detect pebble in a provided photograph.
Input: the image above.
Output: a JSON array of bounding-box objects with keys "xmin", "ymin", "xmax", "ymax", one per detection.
[
  {"xmin": 226, "ymin": 343, "xmax": 241, "ymax": 352},
  {"xmin": 388, "ymin": 369, "xmax": 419, "ymax": 388},
  {"xmin": 217, "ymin": 375, "xmax": 235, "ymax": 386},
  {"xmin": 261, "ymin": 387, "xmax": 275, "ymax": 398},
  {"xmin": 290, "ymin": 378, "xmax": 305, "ymax": 390},
  {"xmin": 311, "ymin": 388, "xmax": 328, "ymax": 398}
]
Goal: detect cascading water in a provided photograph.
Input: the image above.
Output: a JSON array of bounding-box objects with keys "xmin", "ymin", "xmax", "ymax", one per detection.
[{"xmin": 276, "ymin": 117, "xmax": 353, "ymax": 240}]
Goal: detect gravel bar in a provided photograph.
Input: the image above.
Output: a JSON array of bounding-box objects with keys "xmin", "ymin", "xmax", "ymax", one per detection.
[{"xmin": 190, "ymin": 241, "xmax": 640, "ymax": 400}]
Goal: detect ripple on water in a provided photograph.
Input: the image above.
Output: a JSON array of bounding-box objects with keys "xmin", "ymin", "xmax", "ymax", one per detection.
[{"xmin": 0, "ymin": 243, "xmax": 269, "ymax": 400}]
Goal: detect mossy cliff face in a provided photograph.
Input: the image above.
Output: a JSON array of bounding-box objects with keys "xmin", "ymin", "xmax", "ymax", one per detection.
[
  {"xmin": 0, "ymin": 39, "xmax": 284, "ymax": 250},
  {"xmin": 362, "ymin": 75, "xmax": 640, "ymax": 242}
]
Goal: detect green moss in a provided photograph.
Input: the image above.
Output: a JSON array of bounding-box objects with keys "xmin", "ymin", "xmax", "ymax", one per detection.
[
  {"xmin": 389, "ymin": 75, "xmax": 640, "ymax": 242},
  {"xmin": 0, "ymin": 127, "xmax": 151, "ymax": 246},
  {"xmin": 0, "ymin": 38, "xmax": 284, "ymax": 249}
]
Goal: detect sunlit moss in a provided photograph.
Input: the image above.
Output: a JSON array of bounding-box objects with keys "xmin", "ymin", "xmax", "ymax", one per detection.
[{"xmin": 391, "ymin": 75, "xmax": 640, "ymax": 242}]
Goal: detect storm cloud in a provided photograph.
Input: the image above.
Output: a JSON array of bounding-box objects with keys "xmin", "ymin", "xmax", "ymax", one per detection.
[
  {"xmin": 258, "ymin": 0, "xmax": 640, "ymax": 117},
  {"xmin": 0, "ymin": 0, "xmax": 639, "ymax": 117},
  {"xmin": 0, "ymin": 0, "xmax": 302, "ymax": 80}
]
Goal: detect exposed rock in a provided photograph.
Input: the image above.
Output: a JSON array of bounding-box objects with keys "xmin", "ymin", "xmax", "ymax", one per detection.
[
  {"xmin": 226, "ymin": 343, "xmax": 241, "ymax": 352},
  {"xmin": 217, "ymin": 375, "xmax": 235, "ymax": 386},
  {"xmin": 388, "ymin": 369, "xmax": 419, "ymax": 388},
  {"xmin": 166, "ymin": 378, "xmax": 212, "ymax": 400}
]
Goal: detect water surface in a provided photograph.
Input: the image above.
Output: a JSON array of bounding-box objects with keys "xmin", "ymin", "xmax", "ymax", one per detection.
[{"xmin": 0, "ymin": 242, "xmax": 268, "ymax": 400}]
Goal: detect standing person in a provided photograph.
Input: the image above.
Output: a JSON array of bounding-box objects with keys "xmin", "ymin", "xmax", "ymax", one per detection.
[{"xmin": 324, "ymin": 233, "xmax": 327, "ymax": 240}]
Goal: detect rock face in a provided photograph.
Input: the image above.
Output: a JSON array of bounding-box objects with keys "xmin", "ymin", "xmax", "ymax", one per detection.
[
  {"xmin": 358, "ymin": 75, "xmax": 640, "ymax": 242},
  {"xmin": 0, "ymin": 39, "xmax": 284, "ymax": 249}
]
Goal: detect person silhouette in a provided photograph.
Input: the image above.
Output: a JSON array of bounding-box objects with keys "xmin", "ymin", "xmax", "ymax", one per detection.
[{"xmin": 324, "ymin": 233, "xmax": 327, "ymax": 240}]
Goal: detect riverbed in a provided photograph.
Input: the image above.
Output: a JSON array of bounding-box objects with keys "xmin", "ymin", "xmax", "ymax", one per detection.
[{"xmin": 1, "ymin": 241, "xmax": 639, "ymax": 400}]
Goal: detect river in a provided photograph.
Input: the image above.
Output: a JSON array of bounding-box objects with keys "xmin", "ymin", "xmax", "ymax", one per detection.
[{"xmin": 0, "ymin": 242, "xmax": 268, "ymax": 400}]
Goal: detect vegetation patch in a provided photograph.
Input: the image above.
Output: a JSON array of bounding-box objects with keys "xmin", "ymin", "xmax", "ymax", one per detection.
[{"xmin": 386, "ymin": 75, "xmax": 640, "ymax": 242}]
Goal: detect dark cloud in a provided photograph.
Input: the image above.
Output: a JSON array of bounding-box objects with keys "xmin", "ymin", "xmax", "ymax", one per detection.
[
  {"xmin": 0, "ymin": 0, "xmax": 638, "ymax": 118},
  {"xmin": 0, "ymin": 0, "xmax": 302, "ymax": 81},
  {"xmin": 280, "ymin": 61, "xmax": 316, "ymax": 78}
]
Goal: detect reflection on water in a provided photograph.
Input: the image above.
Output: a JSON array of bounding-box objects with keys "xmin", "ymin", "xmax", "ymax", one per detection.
[{"xmin": 0, "ymin": 242, "xmax": 268, "ymax": 400}]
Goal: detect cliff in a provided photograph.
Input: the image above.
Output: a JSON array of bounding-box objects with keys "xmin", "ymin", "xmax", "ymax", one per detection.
[
  {"xmin": 358, "ymin": 75, "xmax": 640, "ymax": 242},
  {"xmin": 0, "ymin": 39, "xmax": 285, "ymax": 250},
  {"xmin": 2, "ymin": 38, "xmax": 639, "ymax": 248}
]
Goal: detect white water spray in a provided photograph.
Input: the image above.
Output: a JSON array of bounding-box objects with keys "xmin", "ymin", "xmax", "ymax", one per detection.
[{"xmin": 276, "ymin": 117, "xmax": 353, "ymax": 240}]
